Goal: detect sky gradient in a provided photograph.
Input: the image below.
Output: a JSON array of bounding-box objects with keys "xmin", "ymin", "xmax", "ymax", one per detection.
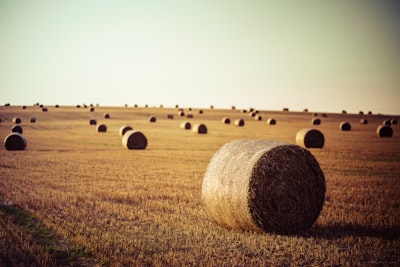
[{"xmin": 1, "ymin": 1, "xmax": 399, "ymax": 114}]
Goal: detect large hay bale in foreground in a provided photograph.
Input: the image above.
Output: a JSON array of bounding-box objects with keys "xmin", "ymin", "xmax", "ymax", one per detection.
[
  {"xmin": 4, "ymin": 132, "xmax": 27, "ymax": 150},
  {"xmin": 202, "ymin": 140, "xmax": 325, "ymax": 234},
  {"xmin": 97, "ymin": 124, "xmax": 107, "ymax": 132},
  {"xmin": 340, "ymin": 121, "xmax": 351, "ymax": 131},
  {"xmin": 296, "ymin": 128, "xmax": 324, "ymax": 148},
  {"xmin": 376, "ymin": 125, "xmax": 393, "ymax": 138},
  {"xmin": 193, "ymin": 123, "xmax": 207, "ymax": 134},
  {"xmin": 119, "ymin": 125, "xmax": 133, "ymax": 136},
  {"xmin": 122, "ymin": 130, "xmax": 147, "ymax": 149}
]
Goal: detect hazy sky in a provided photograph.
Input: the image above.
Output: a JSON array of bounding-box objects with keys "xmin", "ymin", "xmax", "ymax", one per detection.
[{"xmin": 1, "ymin": 1, "xmax": 399, "ymax": 114}]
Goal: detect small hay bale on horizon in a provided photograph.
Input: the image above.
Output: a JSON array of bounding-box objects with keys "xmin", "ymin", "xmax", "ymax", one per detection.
[
  {"xmin": 234, "ymin": 119, "xmax": 245, "ymax": 127},
  {"xmin": 377, "ymin": 125, "xmax": 393, "ymax": 138},
  {"xmin": 296, "ymin": 128, "xmax": 324, "ymax": 148},
  {"xmin": 340, "ymin": 121, "xmax": 351, "ymax": 131},
  {"xmin": 97, "ymin": 124, "xmax": 107, "ymax": 132},
  {"xmin": 193, "ymin": 123, "xmax": 207, "ymax": 134},
  {"xmin": 119, "ymin": 125, "xmax": 133, "ymax": 136},
  {"xmin": 202, "ymin": 139, "xmax": 325, "ymax": 235},
  {"xmin": 4, "ymin": 132, "xmax": 27, "ymax": 151},
  {"xmin": 180, "ymin": 121, "xmax": 191, "ymax": 130},
  {"xmin": 122, "ymin": 130, "xmax": 147, "ymax": 149}
]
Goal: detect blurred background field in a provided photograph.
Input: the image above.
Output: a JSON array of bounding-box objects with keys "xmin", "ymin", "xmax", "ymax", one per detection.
[{"xmin": 1, "ymin": 104, "xmax": 399, "ymax": 266}]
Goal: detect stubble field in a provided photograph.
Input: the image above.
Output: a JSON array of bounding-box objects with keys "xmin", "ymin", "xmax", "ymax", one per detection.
[{"xmin": 0, "ymin": 104, "xmax": 399, "ymax": 266}]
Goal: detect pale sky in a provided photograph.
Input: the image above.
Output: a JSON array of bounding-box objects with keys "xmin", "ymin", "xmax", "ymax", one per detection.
[{"xmin": 1, "ymin": 0, "xmax": 399, "ymax": 114}]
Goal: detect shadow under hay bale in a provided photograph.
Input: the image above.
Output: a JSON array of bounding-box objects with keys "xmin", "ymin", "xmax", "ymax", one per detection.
[
  {"xmin": 11, "ymin": 125, "xmax": 23, "ymax": 134},
  {"xmin": 4, "ymin": 132, "xmax": 27, "ymax": 150},
  {"xmin": 193, "ymin": 124, "xmax": 207, "ymax": 134},
  {"xmin": 267, "ymin": 118, "xmax": 276, "ymax": 125},
  {"xmin": 340, "ymin": 121, "xmax": 351, "ymax": 131},
  {"xmin": 180, "ymin": 121, "xmax": 191, "ymax": 130},
  {"xmin": 122, "ymin": 130, "xmax": 147, "ymax": 149},
  {"xmin": 234, "ymin": 119, "xmax": 245, "ymax": 127},
  {"xmin": 97, "ymin": 124, "xmax": 107, "ymax": 132},
  {"xmin": 296, "ymin": 128, "xmax": 324, "ymax": 148},
  {"xmin": 312, "ymin": 118, "xmax": 321, "ymax": 125},
  {"xmin": 119, "ymin": 125, "xmax": 133, "ymax": 136},
  {"xmin": 222, "ymin": 117, "xmax": 231, "ymax": 124},
  {"xmin": 202, "ymin": 140, "xmax": 325, "ymax": 235},
  {"xmin": 377, "ymin": 125, "xmax": 393, "ymax": 138}
]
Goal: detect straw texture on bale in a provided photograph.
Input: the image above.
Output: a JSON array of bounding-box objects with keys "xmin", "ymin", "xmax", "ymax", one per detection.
[
  {"xmin": 4, "ymin": 132, "xmax": 27, "ymax": 151},
  {"xmin": 119, "ymin": 125, "xmax": 133, "ymax": 136},
  {"xmin": 234, "ymin": 119, "xmax": 245, "ymax": 127},
  {"xmin": 296, "ymin": 128, "xmax": 324, "ymax": 148},
  {"xmin": 222, "ymin": 117, "xmax": 230, "ymax": 124},
  {"xmin": 11, "ymin": 125, "xmax": 23, "ymax": 134},
  {"xmin": 340, "ymin": 121, "xmax": 351, "ymax": 131},
  {"xmin": 193, "ymin": 123, "xmax": 207, "ymax": 134},
  {"xmin": 202, "ymin": 140, "xmax": 325, "ymax": 235},
  {"xmin": 97, "ymin": 124, "xmax": 107, "ymax": 132},
  {"xmin": 376, "ymin": 125, "xmax": 393, "ymax": 138},
  {"xmin": 122, "ymin": 130, "xmax": 147, "ymax": 149},
  {"xmin": 267, "ymin": 118, "xmax": 276, "ymax": 125},
  {"xmin": 180, "ymin": 121, "xmax": 191, "ymax": 130}
]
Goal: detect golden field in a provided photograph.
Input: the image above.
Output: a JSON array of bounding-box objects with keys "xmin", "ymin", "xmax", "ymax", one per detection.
[{"xmin": 0, "ymin": 104, "xmax": 399, "ymax": 266}]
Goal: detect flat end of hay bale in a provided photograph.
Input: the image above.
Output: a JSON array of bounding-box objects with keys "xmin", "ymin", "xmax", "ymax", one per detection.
[
  {"xmin": 377, "ymin": 125, "xmax": 393, "ymax": 138},
  {"xmin": 267, "ymin": 118, "xmax": 276, "ymax": 125},
  {"xmin": 122, "ymin": 130, "xmax": 148, "ymax": 149},
  {"xmin": 4, "ymin": 132, "xmax": 27, "ymax": 150},
  {"xmin": 119, "ymin": 125, "xmax": 133, "ymax": 136},
  {"xmin": 296, "ymin": 128, "xmax": 324, "ymax": 148},
  {"xmin": 193, "ymin": 123, "xmax": 207, "ymax": 134},
  {"xmin": 180, "ymin": 121, "xmax": 191, "ymax": 130},
  {"xmin": 234, "ymin": 119, "xmax": 245, "ymax": 126},
  {"xmin": 202, "ymin": 140, "xmax": 325, "ymax": 235},
  {"xmin": 340, "ymin": 121, "xmax": 351, "ymax": 131},
  {"xmin": 97, "ymin": 124, "xmax": 107, "ymax": 132}
]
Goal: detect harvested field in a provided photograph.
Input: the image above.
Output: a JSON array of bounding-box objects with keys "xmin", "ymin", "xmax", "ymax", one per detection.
[{"xmin": 0, "ymin": 105, "xmax": 399, "ymax": 266}]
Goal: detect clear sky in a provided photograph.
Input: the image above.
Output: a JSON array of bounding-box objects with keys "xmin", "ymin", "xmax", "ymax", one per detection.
[{"xmin": 1, "ymin": 1, "xmax": 399, "ymax": 114}]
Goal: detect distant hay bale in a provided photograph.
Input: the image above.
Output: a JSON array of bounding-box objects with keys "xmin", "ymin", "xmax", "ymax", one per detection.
[
  {"xmin": 42, "ymin": 107, "xmax": 48, "ymax": 112},
  {"xmin": 193, "ymin": 123, "xmax": 207, "ymax": 134},
  {"xmin": 283, "ymin": 107, "xmax": 289, "ymax": 112},
  {"xmin": 12, "ymin": 117, "xmax": 21, "ymax": 124},
  {"xmin": 30, "ymin": 117, "xmax": 36, "ymax": 123},
  {"xmin": 359, "ymin": 111, "xmax": 364, "ymax": 115},
  {"xmin": 122, "ymin": 130, "xmax": 147, "ymax": 149},
  {"xmin": 178, "ymin": 110, "xmax": 185, "ymax": 117},
  {"xmin": 312, "ymin": 118, "xmax": 321, "ymax": 125},
  {"xmin": 22, "ymin": 105, "xmax": 27, "ymax": 109},
  {"xmin": 342, "ymin": 110, "xmax": 347, "ymax": 114},
  {"xmin": 97, "ymin": 124, "xmax": 107, "ymax": 132},
  {"xmin": 231, "ymin": 106, "xmax": 236, "ymax": 110},
  {"xmin": 89, "ymin": 119, "xmax": 97, "ymax": 125},
  {"xmin": 255, "ymin": 115, "xmax": 262, "ymax": 121},
  {"xmin": 4, "ymin": 132, "xmax": 27, "ymax": 151},
  {"xmin": 376, "ymin": 125, "xmax": 393, "ymax": 138},
  {"xmin": 340, "ymin": 121, "xmax": 351, "ymax": 131},
  {"xmin": 391, "ymin": 119, "xmax": 397, "ymax": 125},
  {"xmin": 202, "ymin": 140, "xmax": 325, "ymax": 234},
  {"xmin": 187, "ymin": 114, "xmax": 194, "ymax": 119},
  {"xmin": 303, "ymin": 108, "xmax": 308, "ymax": 112},
  {"xmin": 234, "ymin": 119, "xmax": 245, "ymax": 127},
  {"xmin": 90, "ymin": 107, "xmax": 95, "ymax": 112},
  {"xmin": 267, "ymin": 118, "xmax": 276, "ymax": 125},
  {"xmin": 11, "ymin": 125, "xmax": 23, "ymax": 134},
  {"xmin": 104, "ymin": 113, "xmax": 110, "ymax": 119},
  {"xmin": 180, "ymin": 121, "xmax": 191, "ymax": 130},
  {"xmin": 199, "ymin": 110, "xmax": 204, "ymax": 114},
  {"xmin": 249, "ymin": 111, "xmax": 256, "ymax": 117},
  {"xmin": 296, "ymin": 128, "xmax": 324, "ymax": 148},
  {"xmin": 119, "ymin": 125, "xmax": 133, "ymax": 136},
  {"xmin": 149, "ymin": 116, "xmax": 157, "ymax": 122},
  {"xmin": 222, "ymin": 117, "xmax": 231, "ymax": 124},
  {"xmin": 383, "ymin": 119, "xmax": 391, "ymax": 126},
  {"xmin": 167, "ymin": 114, "xmax": 174, "ymax": 119},
  {"xmin": 360, "ymin": 118, "xmax": 368, "ymax": 125}
]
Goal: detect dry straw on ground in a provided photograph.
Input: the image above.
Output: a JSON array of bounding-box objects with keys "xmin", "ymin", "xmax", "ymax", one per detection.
[
  {"xmin": 122, "ymin": 130, "xmax": 148, "ymax": 149},
  {"xmin": 296, "ymin": 128, "xmax": 324, "ymax": 148},
  {"xmin": 119, "ymin": 125, "xmax": 133, "ymax": 136},
  {"xmin": 193, "ymin": 123, "xmax": 207, "ymax": 134},
  {"xmin": 376, "ymin": 125, "xmax": 393, "ymax": 138},
  {"xmin": 4, "ymin": 132, "xmax": 27, "ymax": 150},
  {"xmin": 202, "ymin": 139, "xmax": 325, "ymax": 235}
]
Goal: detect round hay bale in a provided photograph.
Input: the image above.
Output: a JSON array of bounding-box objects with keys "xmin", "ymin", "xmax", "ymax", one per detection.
[
  {"xmin": 199, "ymin": 110, "xmax": 204, "ymax": 114},
  {"xmin": 22, "ymin": 105, "xmax": 27, "ymax": 109},
  {"xmin": 255, "ymin": 115, "xmax": 262, "ymax": 121},
  {"xmin": 376, "ymin": 125, "xmax": 393, "ymax": 138},
  {"xmin": 222, "ymin": 117, "xmax": 231, "ymax": 124},
  {"xmin": 119, "ymin": 125, "xmax": 133, "ymax": 136},
  {"xmin": 340, "ymin": 121, "xmax": 351, "ymax": 131},
  {"xmin": 122, "ymin": 130, "xmax": 147, "ymax": 149},
  {"xmin": 30, "ymin": 117, "xmax": 36, "ymax": 123},
  {"xmin": 11, "ymin": 125, "xmax": 23, "ymax": 134},
  {"xmin": 193, "ymin": 123, "xmax": 207, "ymax": 134},
  {"xmin": 383, "ymin": 119, "xmax": 391, "ymax": 126},
  {"xmin": 104, "ymin": 113, "xmax": 110, "ymax": 119},
  {"xmin": 202, "ymin": 140, "xmax": 325, "ymax": 234},
  {"xmin": 187, "ymin": 114, "xmax": 194, "ymax": 119},
  {"xmin": 391, "ymin": 119, "xmax": 397, "ymax": 125},
  {"xmin": 89, "ymin": 119, "xmax": 97, "ymax": 125},
  {"xmin": 97, "ymin": 124, "xmax": 107, "ymax": 132},
  {"xmin": 42, "ymin": 107, "xmax": 48, "ymax": 112},
  {"xmin": 4, "ymin": 132, "xmax": 27, "ymax": 151},
  {"xmin": 296, "ymin": 128, "xmax": 324, "ymax": 148},
  {"xmin": 90, "ymin": 107, "xmax": 95, "ymax": 112},
  {"xmin": 167, "ymin": 114, "xmax": 174, "ymax": 119},
  {"xmin": 180, "ymin": 121, "xmax": 191, "ymax": 130},
  {"xmin": 234, "ymin": 119, "xmax": 245, "ymax": 127},
  {"xmin": 178, "ymin": 110, "xmax": 185, "ymax": 117},
  {"xmin": 360, "ymin": 118, "xmax": 368, "ymax": 125},
  {"xmin": 312, "ymin": 118, "xmax": 321, "ymax": 125},
  {"xmin": 149, "ymin": 116, "xmax": 156, "ymax": 123},
  {"xmin": 267, "ymin": 118, "xmax": 276, "ymax": 125},
  {"xmin": 12, "ymin": 117, "xmax": 21, "ymax": 124}
]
